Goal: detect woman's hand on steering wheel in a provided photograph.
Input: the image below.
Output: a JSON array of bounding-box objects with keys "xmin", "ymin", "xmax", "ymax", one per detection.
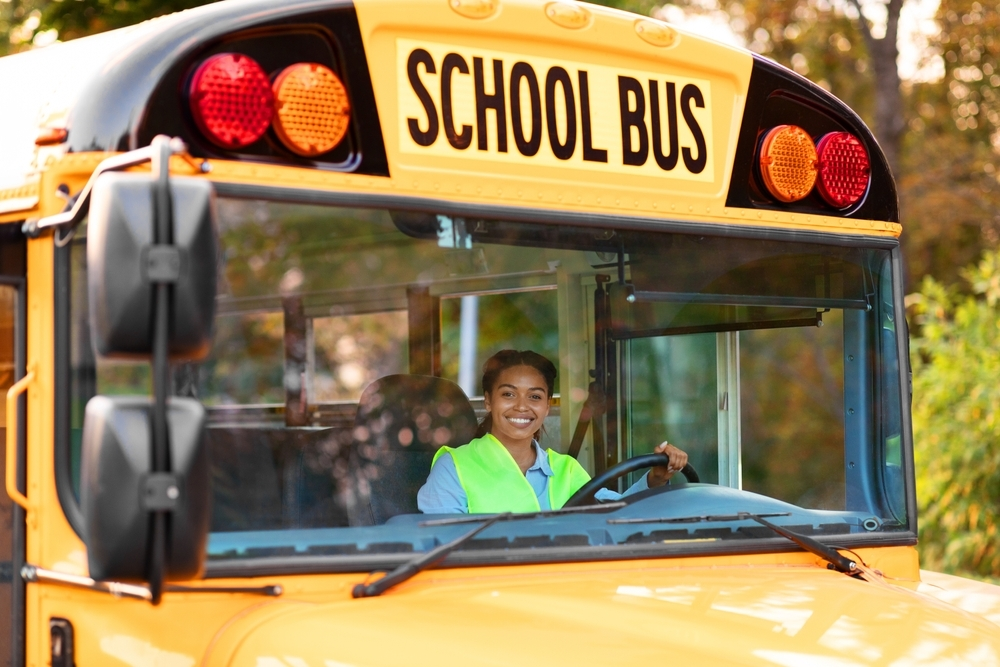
[
  {"xmin": 646, "ymin": 441, "xmax": 688, "ymax": 488},
  {"xmin": 562, "ymin": 448, "xmax": 699, "ymax": 507}
]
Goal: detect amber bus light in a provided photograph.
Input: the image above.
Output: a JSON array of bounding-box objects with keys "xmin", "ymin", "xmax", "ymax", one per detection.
[
  {"xmin": 758, "ymin": 125, "xmax": 818, "ymax": 203},
  {"xmin": 272, "ymin": 63, "xmax": 351, "ymax": 157},
  {"xmin": 188, "ymin": 52, "xmax": 274, "ymax": 149},
  {"xmin": 816, "ymin": 132, "xmax": 871, "ymax": 208}
]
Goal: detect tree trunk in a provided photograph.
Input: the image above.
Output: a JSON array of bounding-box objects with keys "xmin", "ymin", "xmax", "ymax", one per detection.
[{"xmin": 850, "ymin": 0, "xmax": 905, "ymax": 178}]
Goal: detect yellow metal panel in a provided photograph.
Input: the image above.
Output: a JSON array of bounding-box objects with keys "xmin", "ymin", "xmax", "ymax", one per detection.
[
  {"xmin": 190, "ymin": 547, "xmax": 998, "ymax": 667},
  {"xmin": 919, "ymin": 570, "xmax": 1000, "ymax": 627},
  {"xmin": 28, "ymin": 546, "xmax": 929, "ymax": 666},
  {"xmin": 25, "ymin": 233, "xmax": 53, "ymax": 667}
]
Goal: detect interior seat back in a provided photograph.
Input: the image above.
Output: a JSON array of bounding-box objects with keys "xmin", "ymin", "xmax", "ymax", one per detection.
[{"xmin": 347, "ymin": 374, "xmax": 477, "ymax": 525}]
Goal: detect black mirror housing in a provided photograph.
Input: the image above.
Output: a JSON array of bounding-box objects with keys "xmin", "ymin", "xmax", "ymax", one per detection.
[
  {"xmin": 87, "ymin": 172, "xmax": 217, "ymax": 360},
  {"xmin": 80, "ymin": 396, "xmax": 210, "ymax": 582}
]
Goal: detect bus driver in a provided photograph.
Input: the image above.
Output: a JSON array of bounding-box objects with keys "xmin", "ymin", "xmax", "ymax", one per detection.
[{"xmin": 417, "ymin": 350, "xmax": 689, "ymax": 514}]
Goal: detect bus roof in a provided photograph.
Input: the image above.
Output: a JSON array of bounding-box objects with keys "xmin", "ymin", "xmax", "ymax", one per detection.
[{"xmin": 0, "ymin": 0, "xmax": 899, "ymax": 237}]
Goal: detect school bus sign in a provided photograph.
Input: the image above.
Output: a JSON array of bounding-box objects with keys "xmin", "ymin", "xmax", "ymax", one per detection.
[{"xmin": 397, "ymin": 39, "xmax": 714, "ymax": 182}]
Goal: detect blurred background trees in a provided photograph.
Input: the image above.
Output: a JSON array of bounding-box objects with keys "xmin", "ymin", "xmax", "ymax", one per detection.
[
  {"xmin": 910, "ymin": 249, "xmax": 1000, "ymax": 580},
  {"xmin": 3, "ymin": 0, "xmax": 999, "ymax": 580},
  {"xmin": 0, "ymin": 0, "xmax": 216, "ymax": 54}
]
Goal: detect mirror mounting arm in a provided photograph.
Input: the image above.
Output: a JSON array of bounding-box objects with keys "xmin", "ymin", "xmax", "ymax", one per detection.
[
  {"xmin": 21, "ymin": 565, "xmax": 283, "ymax": 600},
  {"xmin": 147, "ymin": 136, "xmax": 175, "ymax": 606},
  {"xmin": 22, "ymin": 137, "xmax": 209, "ymax": 239}
]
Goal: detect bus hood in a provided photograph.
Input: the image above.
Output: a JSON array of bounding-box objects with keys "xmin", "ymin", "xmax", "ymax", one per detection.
[{"xmin": 205, "ymin": 564, "xmax": 1000, "ymax": 666}]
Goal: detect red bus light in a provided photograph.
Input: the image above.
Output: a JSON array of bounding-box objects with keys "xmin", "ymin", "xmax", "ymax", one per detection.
[
  {"xmin": 272, "ymin": 63, "xmax": 351, "ymax": 157},
  {"xmin": 816, "ymin": 132, "xmax": 871, "ymax": 208},
  {"xmin": 189, "ymin": 53, "xmax": 274, "ymax": 149},
  {"xmin": 758, "ymin": 125, "xmax": 817, "ymax": 203}
]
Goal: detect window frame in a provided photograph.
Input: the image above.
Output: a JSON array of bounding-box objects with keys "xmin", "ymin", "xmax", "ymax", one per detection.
[{"xmin": 52, "ymin": 185, "xmax": 917, "ymax": 577}]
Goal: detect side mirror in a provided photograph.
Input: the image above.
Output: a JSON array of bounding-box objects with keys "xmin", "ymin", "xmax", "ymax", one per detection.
[
  {"xmin": 80, "ymin": 396, "xmax": 210, "ymax": 582},
  {"xmin": 87, "ymin": 171, "xmax": 217, "ymax": 359},
  {"xmin": 81, "ymin": 138, "xmax": 218, "ymax": 602}
]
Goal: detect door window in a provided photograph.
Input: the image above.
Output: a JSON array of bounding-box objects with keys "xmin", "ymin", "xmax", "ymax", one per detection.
[{"xmin": 0, "ymin": 280, "xmax": 22, "ymax": 666}]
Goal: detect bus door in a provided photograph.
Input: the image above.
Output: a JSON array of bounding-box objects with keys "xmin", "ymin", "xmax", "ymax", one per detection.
[{"xmin": 0, "ymin": 231, "xmax": 25, "ymax": 667}]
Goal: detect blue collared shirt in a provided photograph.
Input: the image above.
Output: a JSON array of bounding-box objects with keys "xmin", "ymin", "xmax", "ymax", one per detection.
[{"xmin": 417, "ymin": 441, "xmax": 651, "ymax": 513}]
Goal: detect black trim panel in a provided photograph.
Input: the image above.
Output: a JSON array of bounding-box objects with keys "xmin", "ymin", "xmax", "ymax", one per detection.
[
  {"xmin": 893, "ymin": 248, "xmax": 919, "ymax": 532},
  {"xmin": 65, "ymin": 0, "xmax": 388, "ymax": 177},
  {"xmin": 726, "ymin": 56, "xmax": 898, "ymax": 223},
  {"xmin": 54, "ymin": 241, "xmax": 87, "ymax": 539}
]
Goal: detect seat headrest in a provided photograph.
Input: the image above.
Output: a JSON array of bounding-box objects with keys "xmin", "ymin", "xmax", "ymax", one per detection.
[
  {"xmin": 353, "ymin": 374, "xmax": 477, "ymax": 453},
  {"xmin": 347, "ymin": 374, "xmax": 478, "ymax": 525}
]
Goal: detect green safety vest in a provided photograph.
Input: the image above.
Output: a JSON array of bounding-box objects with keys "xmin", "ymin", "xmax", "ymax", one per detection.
[{"xmin": 432, "ymin": 433, "xmax": 592, "ymax": 513}]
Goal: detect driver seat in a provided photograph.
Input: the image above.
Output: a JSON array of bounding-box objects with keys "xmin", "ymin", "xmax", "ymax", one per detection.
[{"xmin": 345, "ymin": 374, "xmax": 478, "ymax": 525}]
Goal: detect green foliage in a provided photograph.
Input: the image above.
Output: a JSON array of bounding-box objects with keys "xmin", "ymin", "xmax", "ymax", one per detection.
[
  {"xmin": 38, "ymin": 0, "xmax": 218, "ymax": 42},
  {"xmin": 911, "ymin": 247, "xmax": 1000, "ymax": 578},
  {"xmin": 0, "ymin": 0, "xmax": 48, "ymax": 55},
  {"xmin": 0, "ymin": 0, "xmax": 217, "ymax": 56},
  {"xmin": 898, "ymin": 100, "xmax": 1000, "ymax": 285},
  {"xmin": 584, "ymin": 0, "xmax": 661, "ymax": 15},
  {"xmin": 898, "ymin": 0, "xmax": 1000, "ymax": 286},
  {"xmin": 936, "ymin": 0, "xmax": 1000, "ymax": 141}
]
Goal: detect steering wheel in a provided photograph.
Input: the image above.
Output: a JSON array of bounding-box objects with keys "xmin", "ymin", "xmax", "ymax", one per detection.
[{"xmin": 563, "ymin": 453, "xmax": 700, "ymax": 507}]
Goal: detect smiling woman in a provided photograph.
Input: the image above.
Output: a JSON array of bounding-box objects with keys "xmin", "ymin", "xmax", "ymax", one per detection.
[
  {"xmin": 478, "ymin": 350, "xmax": 557, "ymax": 465},
  {"xmin": 417, "ymin": 349, "xmax": 688, "ymax": 514}
]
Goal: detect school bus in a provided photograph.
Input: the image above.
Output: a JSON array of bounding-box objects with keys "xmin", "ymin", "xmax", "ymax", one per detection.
[{"xmin": 1, "ymin": 0, "xmax": 999, "ymax": 664}]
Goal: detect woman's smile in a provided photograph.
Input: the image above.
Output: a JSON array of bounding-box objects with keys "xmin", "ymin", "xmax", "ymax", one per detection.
[{"xmin": 484, "ymin": 364, "xmax": 552, "ymax": 451}]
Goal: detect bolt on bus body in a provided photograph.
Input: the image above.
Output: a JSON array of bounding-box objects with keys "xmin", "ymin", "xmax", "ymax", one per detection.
[{"xmin": 0, "ymin": 0, "xmax": 999, "ymax": 665}]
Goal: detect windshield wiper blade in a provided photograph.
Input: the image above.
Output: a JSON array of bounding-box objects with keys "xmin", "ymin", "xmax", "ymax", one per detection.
[
  {"xmin": 352, "ymin": 502, "xmax": 626, "ymax": 598},
  {"xmin": 352, "ymin": 514, "xmax": 505, "ymax": 598},
  {"xmin": 608, "ymin": 511, "xmax": 858, "ymax": 575},
  {"xmin": 747, "ymin": 513, "xmax": 858, "ymax": 575}
]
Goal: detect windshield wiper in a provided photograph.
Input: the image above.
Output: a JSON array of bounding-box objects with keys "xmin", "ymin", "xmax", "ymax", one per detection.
[
  {"xmin": 351, "ymin": 502, "xmax": 626, "ymax": 598},
  {"xmin": 608, "ymin": 511, "xmax": 858, "ymax": 575}
]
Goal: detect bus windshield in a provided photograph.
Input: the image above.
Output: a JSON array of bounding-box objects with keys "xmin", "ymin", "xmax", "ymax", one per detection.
[{"xmin": 68, "ymin": 199, "xmax": 907, "ymax": 569}]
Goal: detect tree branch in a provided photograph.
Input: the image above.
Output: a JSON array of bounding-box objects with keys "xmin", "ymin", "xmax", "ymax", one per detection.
[
  {"xmin": 884, "ymin": 0, "xmax": 904, "ymax": 49},
  {"xmin": 845, "ymin": 0, "xmax": 877, "ymax": 54}
]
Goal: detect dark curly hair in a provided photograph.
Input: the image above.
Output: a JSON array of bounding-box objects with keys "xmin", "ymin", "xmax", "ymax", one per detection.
[{"xmin": 475, "ymin": 349, "xmax": 557, "ymax": 441}]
